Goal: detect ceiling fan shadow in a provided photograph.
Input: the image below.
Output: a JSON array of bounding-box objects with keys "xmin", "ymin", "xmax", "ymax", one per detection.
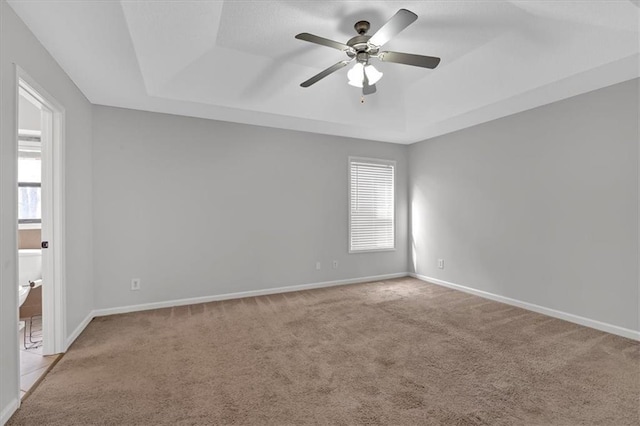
[
  {"xmin": 282, "ymin": 1, "xmax": 350, "ymax": 28},
  {"xmin": 239, "ymin": 45, "xmax": 320, "ymax": 99},
  {"xmin": 412, "ymin": 12, "xmax": 557, "ymax": 46},
  {"xmin": 336, "ymin": 8, "xmax": 387, "ymax": 37},
  {"xmin": 403, "ymin": 13, "xmax": 556, "ymax": 71}
]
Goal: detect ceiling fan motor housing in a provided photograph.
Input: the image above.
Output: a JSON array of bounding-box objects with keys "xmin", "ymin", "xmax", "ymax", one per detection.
[
  {"xmin": 347, "ymin": 39, "xmax": 378, "ymax": 62},
  {"xmin": 347, "ymin": 20, "xmax": 380, "ymax": 62}
]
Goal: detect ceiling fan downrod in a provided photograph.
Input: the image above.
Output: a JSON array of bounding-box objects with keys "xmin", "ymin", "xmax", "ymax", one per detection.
[{"xmin": 354, "ymin": 20, "xmax": 370, "ymax": 35}]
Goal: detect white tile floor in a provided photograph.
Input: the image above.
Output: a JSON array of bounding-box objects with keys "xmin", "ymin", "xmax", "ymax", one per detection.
[{"xmin": 19, "ymin": 317, "xmax": 59, "ymax": 399}]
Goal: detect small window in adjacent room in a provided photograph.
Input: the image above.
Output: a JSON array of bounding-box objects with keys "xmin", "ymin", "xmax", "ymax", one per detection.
[
  {"xmin": 349, "ymin": 157, "xmax": 395, "ymax": 253},
  {"xmin": 18, "ymin": 137, "xmax": 42, "ymax": 227}
]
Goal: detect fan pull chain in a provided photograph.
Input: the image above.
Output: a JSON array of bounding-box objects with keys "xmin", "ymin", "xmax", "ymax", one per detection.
[{"xmin": 361, "ymin": 96, "xmax": 365, "ymax": 104}]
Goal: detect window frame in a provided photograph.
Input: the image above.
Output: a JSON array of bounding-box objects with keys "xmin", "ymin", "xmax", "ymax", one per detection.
[{"xmin": 348, "ymin": 156, "xmax": 396, "ymax": 254}]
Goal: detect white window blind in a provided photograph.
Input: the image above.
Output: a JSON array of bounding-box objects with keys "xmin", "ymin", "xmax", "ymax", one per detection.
[{"xmin": 349, "ymin": 158, "xmax": 395, "ymax": 252}]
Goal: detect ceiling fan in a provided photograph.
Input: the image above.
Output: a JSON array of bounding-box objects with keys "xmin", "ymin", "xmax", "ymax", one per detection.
[{"xmin": 295, "ymin": 9, "xmax": 441, "ymax": 96}]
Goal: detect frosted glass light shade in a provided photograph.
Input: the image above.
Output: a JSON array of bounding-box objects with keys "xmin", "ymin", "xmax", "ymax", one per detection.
[
  {"xmin": 347, "ymin": 63, "xmax": 365, "ymax": 88},
  {"xmin": 365, "ymin": 65, "xmax": 383, "ymax": 85},
  {"xmin": 347, "ymin": 63, "xmax": 383, "ymax": 88}
]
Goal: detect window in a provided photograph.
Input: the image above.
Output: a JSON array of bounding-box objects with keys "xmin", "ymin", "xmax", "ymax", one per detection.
[
  {"xmin": 349, "ymin": 157, "xmax": 395, "ymax": 252},
  {"xmin": 18, "ymin": 138, "xmax": 42, "ymax": 225}
]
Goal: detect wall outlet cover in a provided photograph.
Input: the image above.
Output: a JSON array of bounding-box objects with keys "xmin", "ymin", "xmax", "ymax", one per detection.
[{"xmin": 131, "ymin": 278, "xmax": 141, "ymax": 291}]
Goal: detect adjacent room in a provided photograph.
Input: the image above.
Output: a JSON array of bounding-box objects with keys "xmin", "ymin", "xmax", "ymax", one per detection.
[
  {"xmin": 1, "ymin": 1, "xmax": 638, "ymax": 425},
  {"xmin": 16, "ymin": 83, "xmax": 61, "ymax": 400}
]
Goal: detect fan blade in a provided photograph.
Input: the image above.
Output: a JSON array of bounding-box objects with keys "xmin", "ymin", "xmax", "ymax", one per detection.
[
  {"xmin": 300, "ymin": 60, "xmax": 352, "ymax": 87},
  {"xmin": 295, "ymin": 33, "xmax": 353, "ymax": 52},
  {"xmin": 378, "ymin": 51, "xmax": 441, "ymax": 69},
  {"xmin": 362, "ymin": 72, "xmax": 376, "ymax": 95},
  {"xmin": 363, "ymin": 83, "xmax": 376, "ymax": 96},
  {"xmin": 369, "ymin": 9, "xmax": 418, "ymax": 47}
]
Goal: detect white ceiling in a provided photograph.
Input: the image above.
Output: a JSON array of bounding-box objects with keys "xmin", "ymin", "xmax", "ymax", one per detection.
[{"xmin": 8, "ymin": 0, "xmax": 640, "ymax": 144}]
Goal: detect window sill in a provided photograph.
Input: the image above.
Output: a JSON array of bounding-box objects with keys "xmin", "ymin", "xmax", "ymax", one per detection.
[
  {"xmin": 19, "ymin": 223, "xmax": 41, "ymax": 230},
  {"xmin": 349, "ymin": 248, "xmax": 396, "ymax": 254}
]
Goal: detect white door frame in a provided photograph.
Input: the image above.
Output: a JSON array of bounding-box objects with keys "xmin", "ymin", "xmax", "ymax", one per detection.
[{"xmin": 16, "ymin": 65, "xmax": 66, "ymax": 356}]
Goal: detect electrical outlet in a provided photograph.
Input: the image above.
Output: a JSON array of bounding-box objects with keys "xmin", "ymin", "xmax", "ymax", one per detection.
[
  {"xmin": 131, "ymin": 278, "xmax": 141, "ymax": 291},
  {"xmin": 332, "ymin": 260, "xmax": 339, "ymax": 269},
  {"xmin": 438, "ymin": 259, "xmax": 444, "ymax": 269},
  {"xmin": 316, "ymin": 262, "xmax": 321, "ymax": 270}
]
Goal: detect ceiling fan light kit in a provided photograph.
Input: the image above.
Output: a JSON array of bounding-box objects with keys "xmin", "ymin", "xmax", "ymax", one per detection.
[
  {"xmin": 347, "ymin": 63, "xmax": 383, "ymax": 88},
  {"xmin": 295, "ymin": 9, "xmax": 441, "ymax": 98}
]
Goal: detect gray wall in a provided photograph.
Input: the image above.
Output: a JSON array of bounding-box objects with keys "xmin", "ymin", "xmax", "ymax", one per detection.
[
  {"xmin": 92, "ymin": 106, "xmax": 408, "ymax": 310},
  {"xmin": 1, "ymin": 0, "xmax": 93, "ymax": 419},
  {"xmin": 409, "ymin": 79, "xmax": 639, "ymax": 332}
]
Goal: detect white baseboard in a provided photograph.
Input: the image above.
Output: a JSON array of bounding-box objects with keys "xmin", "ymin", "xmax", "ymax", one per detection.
[
  {"xmin": 65, "ymin": 310, "xmax": 96, "ymax": 350},
  {"xmin": 93, "ymin": 273, "xmax": 408, "ymax": 318},
  {"xmin": 72, "ymin": 271, "xmax": 639, "ymax": 350},
  {"xmin": 1, "ymin": 397, "xmax": 19, "ymax": 426},
  {"xmin": 410, "ymin": 273, "xmax": 640, "ymax": 341}
]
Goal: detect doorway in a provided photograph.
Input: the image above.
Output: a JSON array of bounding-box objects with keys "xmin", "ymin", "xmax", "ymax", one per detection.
[{"xmin": 15, "ymin": 67, "xmax": 66, "ymax": 398}]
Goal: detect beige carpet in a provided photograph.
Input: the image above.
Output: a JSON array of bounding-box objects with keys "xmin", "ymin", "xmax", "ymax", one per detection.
[{"xmin": 9, "ymin": 277, "xmax": 639, "ymax": 425}]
